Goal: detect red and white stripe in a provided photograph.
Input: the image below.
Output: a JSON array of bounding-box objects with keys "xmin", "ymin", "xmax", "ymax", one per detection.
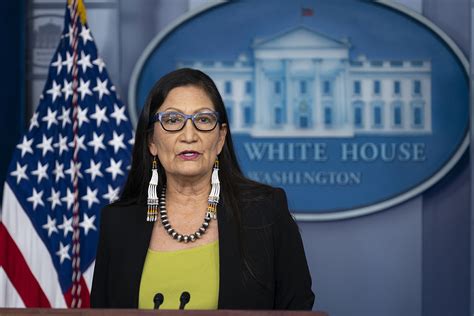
[
  {"xmin": 0, "ymin": 183, "xmax": 66, "ymax": 307},
  {"xmin": 0, "ymin": 183, "xmax": 93, "ymax": 307}
]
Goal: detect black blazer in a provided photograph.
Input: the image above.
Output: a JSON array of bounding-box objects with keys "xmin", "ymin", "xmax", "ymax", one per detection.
[{"xmin": 90, "ymin": 187, "xmax": 315, "ymax": 310}]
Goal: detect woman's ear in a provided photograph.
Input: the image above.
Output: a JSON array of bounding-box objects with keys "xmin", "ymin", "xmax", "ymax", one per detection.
[
  {"xmin": 217, "ymin": 123, "xmax": 227, "ymax": 155},
  {"xmin": 148, "ymin": 133, "xmax": 158, "ymax": 156}
]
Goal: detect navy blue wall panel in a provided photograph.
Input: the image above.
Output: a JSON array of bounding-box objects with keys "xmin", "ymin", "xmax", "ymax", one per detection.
[
  {"xmin": 422, "ymin": 152, "xmax": 470, "ymax": 316},
  {"xmin": 0, "ymin": 1, "xmax": 26, "ymax": 196}
]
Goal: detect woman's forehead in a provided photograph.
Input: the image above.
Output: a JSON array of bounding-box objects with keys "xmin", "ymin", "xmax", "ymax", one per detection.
[{"xmin": 159, "ymin": 86, "xmax": 215, "ymax": 113}]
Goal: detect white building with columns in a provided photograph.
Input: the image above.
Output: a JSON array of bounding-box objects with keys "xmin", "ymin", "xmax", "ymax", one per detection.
[{"xmin": 178, "ymin": 26, "xmax": 432, "ymax": 137}]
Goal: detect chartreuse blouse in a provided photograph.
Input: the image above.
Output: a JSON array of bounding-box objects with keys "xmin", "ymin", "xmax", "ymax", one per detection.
[{"xmin": 138, "ymin": 240, "xmax": 219, "ymax": 309}]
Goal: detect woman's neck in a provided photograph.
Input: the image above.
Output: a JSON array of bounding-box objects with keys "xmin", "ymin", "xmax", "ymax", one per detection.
[{"xmin": 164, "ymin": 174, "xmax": 211, "ymax": 213}]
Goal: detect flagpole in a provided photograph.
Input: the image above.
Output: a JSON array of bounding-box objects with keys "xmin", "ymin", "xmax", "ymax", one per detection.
[{"xmin": 69, "ymin": 0, "xmax": 82, "ymax": 309}]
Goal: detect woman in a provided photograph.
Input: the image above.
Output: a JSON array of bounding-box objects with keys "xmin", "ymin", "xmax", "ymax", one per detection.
[{"xmin": 90, "ymin": 68, "xmax": 315, "ymax": 310}]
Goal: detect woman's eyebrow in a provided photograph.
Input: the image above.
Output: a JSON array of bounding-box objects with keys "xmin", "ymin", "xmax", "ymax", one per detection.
[
  {"xmin": 194, "ymin": 107, "xmax": 215, "ymax": 113},
  {"xmin": 161, "ymin": 107, "xmax": 215, "ymax": 113}
]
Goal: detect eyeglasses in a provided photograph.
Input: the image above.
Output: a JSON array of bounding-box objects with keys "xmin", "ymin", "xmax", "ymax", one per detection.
[{"xmin": 150, "ymin": 111, "xmax": 220, "ymax": 132}]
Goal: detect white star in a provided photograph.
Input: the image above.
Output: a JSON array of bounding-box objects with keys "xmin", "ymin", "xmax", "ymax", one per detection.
[
  {"xmin": 55, "ymin": 241, "xmax": 71, "ymax": 264},
  {"xmin": 76, "ymin": 134, "xmax": 87, "ymax": 152},
  {"xmin": 90, "ymin": 104, "xmax": 109, "ymax": 127},
  {"xmin": 16, "ymin": 136, "xmax": 33, "ymax": 157},
  {"xmin": 106, "ymin": 158, "xmax": 124, "ymax": 181},
  {"xmin": 51, "ymin": 53, "xmax": 63, "ymax": 75},
  {"xmin": 85, "ymin": 159, "xmax": 103, "ymax": 181},
  {"xmin": 52, "ymin": 160, "xmax": 65, "ymax": 182},
  {"xmin": 10, "ymin": 162, "xmax": 28, "ymax": 184},
  {"xmin": 61, "ymin": 188, "xmax": 75, "ymax": 210},
  {"xmin": 77, "ymin": 106, "xmax": 90, "ymax": 127},
  {"xmin": 58, "ymin": 215, "xmax": 73, "ymax": 238},
  {"xmin": 62, "ymin": 80, "xmax": 73, "ymax": 101},
  {"xmin": 29, "ymin": 112, "xmax": 39, "ymax": 131},
  {"xmin": 46, "ymin": 80, "xmax": 62, "ymax": 102},
  {"xmin": 47, "ymin": 188, "xmax": 62, "ymax": 210},
  {"xmin": 77, "ymin": 51, "xmax": 93, "ymax": 74},
  {"xmin": 36, "ymin": 135, "xmax": 54, "ymax": 157},
  {"xmin": 77, "ymin": 78, "xmax": 92, "ymax": 100},
  {"xmin": 27, "ymin": 188, "xmax": 44, "ymax": 211},
  {"xmin": 54, "ymin": 133, "xmax": 69, "ymax": 155},
  {"xmin": 103, "ymin": 185, "xmax": 120, "ymax": 203},
  {"xmin": 41, "ymin": 108, "xmax": 58, "ymax": 129},
  {"xmin": 62, "ymin": 51, "xmax": 73, "ymax": 73},
  {"xmin": 68, "ymin": 134, "xmax": 87, "ymax": 152},
  {"xmin": 65, "ymin": 160, "xmax": 82, "ymax": 180},
  {"xmin": 42, "ymin": 215, "xmax": 58, "ymax": 237},
  {"xmin": 82, "ymin": 186, "xmax": 100, "ymax": 208},
  {"xmin": 128, "ymin": 134, "xmax": 135, "ymax": 146},
  {"xmin": 31, "ymin": 161, "xmax": 49, "ymax": 184},
  {"xmin": 79, "ymin": 26, "xmax": 93, "ymax": 45},
  {"xmin": 65, "ymin": 24, "xmax": 74, "ymax": 45},
  {"xmin": 58, "ymin": 106, "xmax": 71, "ymax": 128},
  {"xmin": 108, "ymin": 131, "xmax": 126, "ymax": 153},
  {"xmin": 87, "ymin": 132, "xmax": 106, "ymax": 154},
  {"xmin": 110, "ymin": 104, "xmax": 128, "ymax": 126},
  {"xmin": 93, "ymin": 78, "xmax": 110, "ymax": 100},
  {"xmin": 80, "ymin": 213, "xmax": 97, "ymax": 236},
  {"xmin": 93, "ymin": 57, "xmax": 105, "ymax": 73}
]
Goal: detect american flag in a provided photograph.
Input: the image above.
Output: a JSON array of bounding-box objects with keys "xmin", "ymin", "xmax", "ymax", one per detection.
[{"xmin": 0, "ymin": 0, "xmax": 133, "ymax": 308}]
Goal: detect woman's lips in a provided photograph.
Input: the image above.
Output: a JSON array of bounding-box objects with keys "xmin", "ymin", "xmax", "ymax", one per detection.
[{"xmin": 178, "ymin": 151, "xmax": 201, "ymax": 160}]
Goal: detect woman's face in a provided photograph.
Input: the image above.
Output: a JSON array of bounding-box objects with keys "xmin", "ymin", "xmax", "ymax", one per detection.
[{"xmin": 148, "ymin": 85, "xmax": 227, "ymax": 182}]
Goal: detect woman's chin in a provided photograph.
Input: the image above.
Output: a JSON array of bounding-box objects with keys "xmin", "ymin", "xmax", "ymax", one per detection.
[{"xmin": 168, "ymin": 169, "xmax": 209, "ymax": 181}]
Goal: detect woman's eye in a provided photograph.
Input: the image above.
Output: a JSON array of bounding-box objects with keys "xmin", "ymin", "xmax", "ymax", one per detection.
[
  {"xmin": 164, "ymin": 115, "xmax": 183, "ymax": 124},
  {"xmin": 196, "ymin": 114, "xmax": 215, "ymax": 124},
  {"xmin": 198, "ymin": 117, "xmax": 210, "ymax": 123}
]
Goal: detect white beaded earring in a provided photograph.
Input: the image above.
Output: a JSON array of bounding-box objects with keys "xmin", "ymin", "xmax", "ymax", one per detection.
[
  {"xmin": 147, "ymin": 156, "xmax": 159, "ymax": 222},
  {"xmin": 206, "ymin": 158, "xmax": 220, "ymax": 220}
]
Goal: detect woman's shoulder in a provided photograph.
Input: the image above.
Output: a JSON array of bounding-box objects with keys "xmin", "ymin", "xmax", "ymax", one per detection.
[
  {"xmin": 100, "ymin": 199, "xmax": 145, "ymax": 224},
  {"xmin": 237, "ymin": 183, "xmax": 290, "ymax": 228}
]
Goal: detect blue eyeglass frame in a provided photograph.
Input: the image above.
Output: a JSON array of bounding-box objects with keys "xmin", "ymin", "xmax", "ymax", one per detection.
[{"xmin": 150, "ymin": 111, "xmax": 221, "ymax": 132}]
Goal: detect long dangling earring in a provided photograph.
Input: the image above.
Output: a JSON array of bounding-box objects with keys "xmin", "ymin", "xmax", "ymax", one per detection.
[
  {"xmin": 207, "ymin": 158, "xmax": 220, "ymax": 220},
  {"xmin": 147, "ymin": 156, "xmax": 159, "ymax": 222}
]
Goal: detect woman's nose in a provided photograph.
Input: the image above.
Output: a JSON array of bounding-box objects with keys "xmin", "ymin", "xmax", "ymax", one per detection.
[{"xmin": 181, "ymin": 118, "xmax": 198, "ymax": 142}]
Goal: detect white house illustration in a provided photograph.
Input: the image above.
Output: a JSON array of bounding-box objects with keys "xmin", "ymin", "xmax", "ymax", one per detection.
[{"xmin": 178, "ymin": 26, "xmax": 432, "ymax": 137}]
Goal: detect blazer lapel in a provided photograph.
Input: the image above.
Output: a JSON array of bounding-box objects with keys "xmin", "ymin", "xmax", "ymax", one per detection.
[{"xmin": 217, "ymin": 198, "xmax": 243, "ymax": 309}]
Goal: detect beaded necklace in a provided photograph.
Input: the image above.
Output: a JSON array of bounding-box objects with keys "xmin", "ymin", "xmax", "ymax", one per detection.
[{"xmin": 158, "ymin": 186, "xmax": 217, "ymax": 243}]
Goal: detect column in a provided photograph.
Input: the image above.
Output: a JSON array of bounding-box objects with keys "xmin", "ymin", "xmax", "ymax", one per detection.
[
  {"xmin": 284, "ymin": 59, "xmax": 292, "ymax": 129},
  {"xmin": 254, "ymin": 59, "xmax": 265, "ymax": 128},
  {"xmin": 341, "ymin": 61, "xmax": 350, "ymax": 129},
  {"xmin": 234, "ymin": 80, "xmax": 242, "ymax": 132},
  {"xmin": 335, "ymin": 72, "xmax": 343, "ymax": 129},
  {"xmin": 364, "ymin": 79, "xmax": 371, "ymax": 130},
  {"xmin": 403, "ymin": 78, "xmax": 411, "ymax": 131},
  {"xmin": 384, "ymin": 80, "xmax": 392, "ymax": 131},
  {"xmin": 313, "ymin": 59, "xmax": 322, "ymax": 130},
  {"xmin": 424, "ymin": 77, "xmax": 432, "ymax": 132}
]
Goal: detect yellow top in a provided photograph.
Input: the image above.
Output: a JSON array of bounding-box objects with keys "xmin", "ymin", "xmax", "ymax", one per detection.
[{"xmin": 138, "ymin": 240, "xmax": 220, "ymax": 310}]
